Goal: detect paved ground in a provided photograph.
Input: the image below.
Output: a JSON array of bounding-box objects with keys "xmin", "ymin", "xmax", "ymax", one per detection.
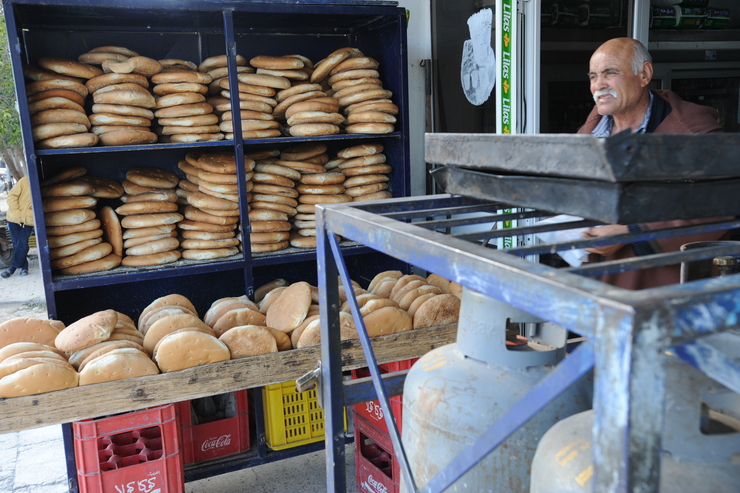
[{"xmin": 0, "ymin": 194, "xmax": 364, "ymax": 492}]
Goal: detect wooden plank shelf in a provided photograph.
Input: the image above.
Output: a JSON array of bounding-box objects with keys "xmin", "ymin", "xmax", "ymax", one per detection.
[{"xmin": 0, "ymin": 324, "xmax": 456, "ymax": 434}]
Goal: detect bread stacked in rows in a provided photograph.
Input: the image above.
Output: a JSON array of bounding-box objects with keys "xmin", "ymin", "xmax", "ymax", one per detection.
[
  {"xmin": 365, "ymin": 271, "xmax": 461, "ymax": 329},
  {"xmin": 42, "ymin": 168, "xmax": 122, "ymax": 274},
  {"xmin": 243, "ymin": 149, "xmax": 298, "ymax": 252},
  {"xmin": 204, "ymin": 294, "xmax": 287, "ymax": 357},
  {"xmin": 117, "ymin": 168, "xmax": 182, "ymax": 267},
  {"xmin": 56, "ymin": 309, "xmax": 160, "ymax": 384},
  {"xmin": 272, "ymin": 144, "xmax": 347, "ymax": 248},
  {"xmin": 176, "ymin": 152, "xmax": 243, "ymax": 260},
  {"xmin": 245, "ymin": 54, "xmax": 339, "ymax": 137},
  {"xmin": 334, "ymin": 142, "xmax": 392, "ymax": 202},
  {"xmin": 312, "ymin": 47, "xmax": 398, "ymax": 135},
  {"xmin": 151, "ymin": 62, "xmax": 222, "ymax": 143},
  {"xmin": 219, "ymin": 72, "xmax": 285, "ymax": 139},
  {"xmin": 202, "ymin": 54, "xmax": 252, "ymax": 97},
  {"xmin": 25, "ymin": 57, "xmax": 101, "ymax": 149},
  {"xmin": 86, "ymin": 71, "xmax": 158, "ymax": 146}
]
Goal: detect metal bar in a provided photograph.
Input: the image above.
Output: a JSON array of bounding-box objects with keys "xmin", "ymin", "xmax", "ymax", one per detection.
[
  {"xmin": 421, "ymin": 340, "xmax": 595, "ymax": 493},
  {"xmin": 317, "ymin": 226, "xmax": 345, "ymax": 493},
  {"xmin": 342, "ymin": 371, "xmax": 407, "ymax": 406},
  {"xmin": 354, "ymin": 194, "xmax": 491, "ymax": 216},
  {"xmin": 672, "ymin": 339, "xmax": 740, "ymax": 395},
  {"xmin": 384, "ymin": 202, "xmax": 503, "ymax": 220},
  {"xmin": 457, "ymin": 219, "xmax": 599, "ymax": 242},
  {"xmin": 418, "ymin": 209, "xmax": 545, "ymax": 230},
  {"xmin": 507, "ymin": 219, "xmax": 740, "ymax": 256},
  {"xmin": 327, "ymin": 233, "xmax": 419, "ymax": 493},
  {"xmin": 567, "ymin": 243, "xmax": 740, "ymax": 278},
  {"xmin": 592, "ymin": 308, "xmax": 667, "ymax": 492}
]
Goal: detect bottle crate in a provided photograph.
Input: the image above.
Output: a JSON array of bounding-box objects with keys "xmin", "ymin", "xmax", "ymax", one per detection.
[
  {"xmin": 177, "ymin": 390, "xmax": 250, "ymax": 464},
  {"xmin": 73, "ymin": 404, "xmax": 183, "ymax": 493}
]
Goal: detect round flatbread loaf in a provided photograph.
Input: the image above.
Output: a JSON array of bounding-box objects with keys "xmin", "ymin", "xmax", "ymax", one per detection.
[
  {"xmin": 54, "ymin": 309, "xmax": 118, "ymax": 352},
  {"xmin": 121, "ymin": 250, "xmax": 181, "ymax": 267},
  {"xmin": 219, "ymin": 325, "xmax": 277, "ymax": 358},
  {"xmin": 78, "ymin": 348, "xmax": 158, "ymax": 385},
  {"xmin": 0, "ymin": 363, "xmax": 79, "ymax": 397},
  {"xmin": 143, "ymin": 313, "xmax": 213, "ymax": 355},
  {"xmin": 296, "ymin": 311, "xmax": 358, "ymax": 348},
  {"xmin": 413, "ymin": 294, "xmax": 461, "ymax": 329},
  {"xmin": 58, "ymin": 253, "xmax": 122, "ymax": 275},
  {"xmin": 363, "ymin": 306, "xmax": 412, "ymax": 336},
  {"xmin": 0, "ymin": 318, "xmax": 64, "ymax": 349},
  {"xmin": 265, "ymin": 281, "xmax": 312, "ymax": 333},
  {"xmin": 154, "ymin": 331, "xmax": 230, "ymax": 372},
  {"xmin": 212, "ymin": 308, "xmax": 267, "ymax": 337},
  {"xmin": 181, "ymin": 248, "xmax": 240, "ymax": 260},
  {"xmin": 120, "ymin": 212, "xmax": 183, "ymax": 229}
]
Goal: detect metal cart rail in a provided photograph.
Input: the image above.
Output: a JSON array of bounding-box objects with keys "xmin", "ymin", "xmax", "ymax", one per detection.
[{"xmin": 314, "ymin": 184, "xmax": 740, "ymax": 490}]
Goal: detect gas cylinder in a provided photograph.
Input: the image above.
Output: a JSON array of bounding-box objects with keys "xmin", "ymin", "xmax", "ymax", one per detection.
[
  {"xmin": 401, "ymin": 287, "xmax": 593, "ymax": 492},
  {"xmin": 529, "ymin": 331, "xmax": 740, "ymax": 493}
]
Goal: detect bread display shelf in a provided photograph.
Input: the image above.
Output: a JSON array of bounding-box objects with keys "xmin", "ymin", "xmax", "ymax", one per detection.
[
  {"xmin": 0, "ymin": 324, "xmax": 455, "ymax": 434},
  {"xmin": 34, "ymin": 133, "xmax": 403, "ymax": 156},
  {"xmin": 49, "ymin": 242, "xmax": 374, "ymax": 289}
]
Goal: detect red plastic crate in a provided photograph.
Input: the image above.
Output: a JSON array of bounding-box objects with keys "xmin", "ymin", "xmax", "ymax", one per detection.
[
  {"xmin": 354, "ymin": 413, "xmax": 400, "ymax": 493},
  {"xmin": 73, "ymin": 404, "xmax": 183, "ymax": 493},
  {"xmin": 177, "ymin": 390, "xmax": 250, "ymax": 464},
  {"xmin": 351, "ymin": 358, "xmax": 417, "ymax": 436}
]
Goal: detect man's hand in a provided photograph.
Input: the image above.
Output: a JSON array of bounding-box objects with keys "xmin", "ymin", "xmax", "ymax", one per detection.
[{"xmin": 583, "ymin": 224, "xmax": 630, "ymax": 256}]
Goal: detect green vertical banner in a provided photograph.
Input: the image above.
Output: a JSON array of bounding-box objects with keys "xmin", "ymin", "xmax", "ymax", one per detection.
[
  {"xmin": 496, "ymin": 0, "xmax": 517, "ymax": 134},
  {"xmin": 496, "ymin": 0, "xmax": 515, "ymax": 249}
]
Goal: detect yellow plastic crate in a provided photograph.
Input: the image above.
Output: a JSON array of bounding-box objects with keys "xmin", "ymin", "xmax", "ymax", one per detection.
[{"xmin": 262, "ymin": 380, "xmax": 346, "ymax": 451}]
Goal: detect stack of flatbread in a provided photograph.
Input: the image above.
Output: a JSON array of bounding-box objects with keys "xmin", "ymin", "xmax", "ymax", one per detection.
[
  {"xmin": 333, "ymin": 142, "xmax": 392, "ymax": 202},
  {"xmin": 150, "ymin": 59, "xmax": 222, "ymax": 143},
  {"xmin": 176, "ymin": 152, "xmax": 243, "ymax": 260},
  {"xmin": 278, "ymin": 143, "xmax": 351, "ymax": 248},
  {"xmin": 42, "ymin": 167, "xmax": 121, "ymax": 274},
  {"xmin": 218, "ymin": 72, "xmax": 285, "ymax": 139},
  {"xmin": 117, "ymin": 167, "xmax": 182, "ymax": 267},
  {"xmin": 26, "ymin": 57, "xmax": 100, "ymax": 149}
]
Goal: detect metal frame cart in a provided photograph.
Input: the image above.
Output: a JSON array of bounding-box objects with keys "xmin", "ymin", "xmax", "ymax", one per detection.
[
  {"xmin": 1, "ymin": 0, "xmax": 414, "ymax": 490},
  {"xmin": 314, "ymin": 132, "xmax": 740, "ymax": 492}
]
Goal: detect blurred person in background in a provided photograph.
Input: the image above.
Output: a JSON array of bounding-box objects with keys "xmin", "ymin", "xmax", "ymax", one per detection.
[{"xmin": 3, "ymin": 176, "xmax": 33, "ymax": 278}]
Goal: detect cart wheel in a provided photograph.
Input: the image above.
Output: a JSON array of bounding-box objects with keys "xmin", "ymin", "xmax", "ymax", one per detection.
[{"xmin": 0, "ymin": 242, "xmax": 12, "ymax": 268}]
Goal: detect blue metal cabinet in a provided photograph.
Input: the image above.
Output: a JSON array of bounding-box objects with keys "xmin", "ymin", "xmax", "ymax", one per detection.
[{"xmin": 2, "ymin": 0, "xmax": 410, "ymax": 489}]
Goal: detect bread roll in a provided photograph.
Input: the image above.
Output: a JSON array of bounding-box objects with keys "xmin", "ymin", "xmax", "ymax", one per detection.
[
  {"xmin": 55, "ymin": 309, "xmax": 118, "ymax": 352},
  {"xmin": 413, "ymin": 294, "xmax": 460, "ymax": 329},
  {"xmin": 265, "ymin": 281, "xmax": 312, "ymax": 333},
  {"xmin": 143, "ymin": 313, "xmax": 213, "ymax": 355},
  {"xmin": 219, "ymin": 325, "xmax": 277, "ymax": 358},
  {"xmin": 0, "ymin": 318, "xmax": 64, "ymax": 349},
  {"xmin": 0, "ymin": 363, "xmax": 79, "ymax": 397},
  {"xmin": 154, "ymin": 331, "xmax": 230, "ymax": 372},
  {"xmin": 58, "ymin": 253, "xmax": 121, "ymax": 275},
  {"xmin": 79, "ymin": 348, "xmax": 158, "ymax": 385},
  {"xmin": 212, "ymin": 308, "xmax": 267, "ymax": 337},
  {"xmin": 120, "ymin": 250, "xmax": 181, "ymax": 267}
]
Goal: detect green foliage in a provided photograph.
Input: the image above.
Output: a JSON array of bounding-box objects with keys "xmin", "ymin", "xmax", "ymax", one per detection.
[{"xmin": 0, "ymin": 11, "xmax": 22, "ymax": 150}]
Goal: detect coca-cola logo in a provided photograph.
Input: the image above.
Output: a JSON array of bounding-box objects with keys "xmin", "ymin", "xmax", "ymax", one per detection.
[
  {"xmin": 366, "ymin": 475, "xmax": 388, "ymax": 493},
  {"xmin": 201, "ymin": 434, "xmax": 232, "ymax": 451}
]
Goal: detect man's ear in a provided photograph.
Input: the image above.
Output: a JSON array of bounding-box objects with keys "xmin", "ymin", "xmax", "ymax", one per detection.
[{"xmin": 640, "ymin": 61, "xmax": 654, "ymax": 87}]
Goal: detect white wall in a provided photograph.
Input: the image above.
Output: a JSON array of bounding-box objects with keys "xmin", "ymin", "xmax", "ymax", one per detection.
[{"xmin": 398, "ymin": 0, "xmax": 432, "ymax": 196}]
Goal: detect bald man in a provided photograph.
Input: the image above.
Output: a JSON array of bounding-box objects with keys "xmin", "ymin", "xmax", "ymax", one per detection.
[{"xmin": 577, "ymin": 38, "xmax": 726, "ymax": 289}]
